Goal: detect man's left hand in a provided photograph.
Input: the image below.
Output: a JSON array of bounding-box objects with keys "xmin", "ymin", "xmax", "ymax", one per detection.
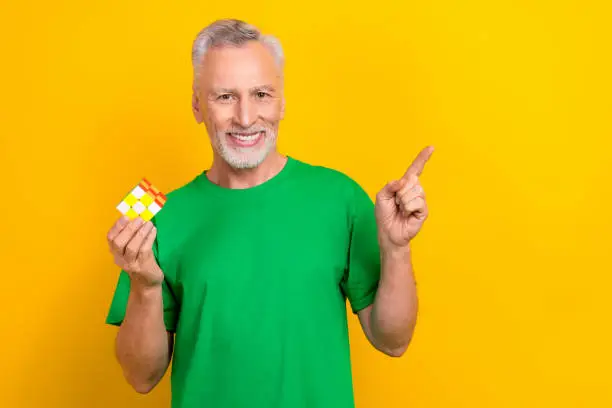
[{"xmin": 375, "ymin": 146, "xmax": 434, "ymax": 250}]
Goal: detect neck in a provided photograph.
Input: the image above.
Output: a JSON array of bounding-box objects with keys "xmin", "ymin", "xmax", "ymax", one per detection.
[{"xmin": 206, "ymin": 151, "xmax": 287, "ymax": 189}]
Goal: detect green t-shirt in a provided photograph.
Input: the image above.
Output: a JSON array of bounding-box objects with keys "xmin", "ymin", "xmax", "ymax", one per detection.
[{"xmin": 106, "ymin": 156, "xmax": 381, "ymax": 408}]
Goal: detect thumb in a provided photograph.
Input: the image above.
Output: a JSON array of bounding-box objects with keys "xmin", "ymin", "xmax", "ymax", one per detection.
[{"xmin": 378, "ymin": 179, "xmax": 407, "ymax": 200}]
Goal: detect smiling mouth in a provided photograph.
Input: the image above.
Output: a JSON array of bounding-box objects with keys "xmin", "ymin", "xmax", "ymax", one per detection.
[{"xmin": 227, "ymin": 131, "xmax": 264, "ymax": 147}]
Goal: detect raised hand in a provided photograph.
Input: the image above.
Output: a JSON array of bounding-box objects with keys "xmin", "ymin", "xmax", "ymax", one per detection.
[
  {"xmin": 375, "ymin": 146, "xmax": 434, "ymax": 250},
  {"xmin": 107, "ymin": 216, "xmax": 164, "ymax": 288}
]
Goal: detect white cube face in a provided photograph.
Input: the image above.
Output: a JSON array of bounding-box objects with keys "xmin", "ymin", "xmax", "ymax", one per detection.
[
  {"xmin": 132, "ymin": 185, "xmax": 146, "ymax": 199},
  {"xmin": 116, "ymin": 201, "xmax": 130, "ymax": 214},
  {"xmin": 148, "ymin": 202, "xmax": 161, "ymax": 215},
  {"xmin": 132, "ymin": 201, "xmax": 146, "ymax": 214}
]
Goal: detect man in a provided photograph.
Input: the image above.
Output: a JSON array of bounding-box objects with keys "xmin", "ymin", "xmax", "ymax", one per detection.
[{"xmin": 105, "ymin": 18, "xmax": 433, "ymax": 408}]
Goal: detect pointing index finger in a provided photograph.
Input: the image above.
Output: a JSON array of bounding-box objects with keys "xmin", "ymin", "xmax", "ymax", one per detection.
[{"xmin": 403, "ymin": 146, "xmax": 435, "ymax": 179}]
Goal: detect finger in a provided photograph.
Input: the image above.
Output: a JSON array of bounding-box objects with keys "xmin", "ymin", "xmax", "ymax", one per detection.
[
  {"xmin": 124, "ymin": 221, "xmax": 154, "ymax": 263},
  {"xmin": 402, "ymin": 197, "xmax": 427, "ymax": 218},
  {"xmin": 107, "ymin": 216, "xmax": 130, "ymax": 244},
  {"xmin": 395, "ymin": 175, "xmax": 419, "ymax": 205},
  {"xmin": 415, "ymin": 198, "xmax": 429, "ymax": 220},
  {"xmin": 113, "ymin": 253, "xmax": 128, "ymax": 271},
  {"xmin": 136, "ymin": 223, "xmax": 158, "ymax": 263},
  {"xmin": 111, "ymin": 217, "xmax": 145, "ymax": 256},
  {"xmin": 397, "ymin": 188, "xmax": 425, "ymax": 208},
  {"xmin": 403, "ymin": 145, "xmax": 434, "ymax": 180},
  {"xmin": 398, "ymin": 182, "xmax": 425, "ymax": 202}
]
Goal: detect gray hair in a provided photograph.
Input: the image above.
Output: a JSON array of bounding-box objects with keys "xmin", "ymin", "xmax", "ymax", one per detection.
[{"xmin": 191, "ymin": 19, "xmax": 285, "ymax": 90}]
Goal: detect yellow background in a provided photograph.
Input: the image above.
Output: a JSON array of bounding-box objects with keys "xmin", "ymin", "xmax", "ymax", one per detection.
[{"xmin": 1, "ymin": 1, "xmax": 611, "ymax": 407}]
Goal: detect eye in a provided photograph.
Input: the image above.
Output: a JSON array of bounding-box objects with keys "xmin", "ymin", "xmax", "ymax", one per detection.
[
  {"xmin": 217, "ymin": 94, "xmax": 233, "ymax": 102},
  {"xmin": 256, "ymin": 91, "xmax": 270, "ymax": 99}
]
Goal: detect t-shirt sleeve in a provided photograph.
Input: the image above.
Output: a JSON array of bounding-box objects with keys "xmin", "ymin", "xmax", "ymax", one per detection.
[
  {"xmin": 341, "ymin": 179, "xmax": 382, "ymax": 314},
  {"xmin": 105, "ymin": 219, "xmax": 179, "ymax": 332}
]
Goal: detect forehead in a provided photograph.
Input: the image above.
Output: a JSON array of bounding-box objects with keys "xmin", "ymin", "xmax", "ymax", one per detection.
[{"xmin": 197, "ymin": 41, "xmax": 282, "ymax": 90}]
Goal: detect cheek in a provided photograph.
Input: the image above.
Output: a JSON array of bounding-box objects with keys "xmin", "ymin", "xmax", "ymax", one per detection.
[
  {"xmin": 206, "ymin": 105, "xmax": 235, "ymax": 128},
  {"xmin": 259, "ymin": 101, "xmax": 283, "ymax": 122}
]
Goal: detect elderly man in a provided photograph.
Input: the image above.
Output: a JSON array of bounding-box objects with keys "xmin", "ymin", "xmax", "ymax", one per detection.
[{"xmin": 106, "ymin": 18, "xmax": 433, "ymax": 408}]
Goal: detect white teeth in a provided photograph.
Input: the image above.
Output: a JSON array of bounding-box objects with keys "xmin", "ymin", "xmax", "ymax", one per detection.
[{"xmin": 231, "ymin": 132, "xmax": 261, "ymax": 142}]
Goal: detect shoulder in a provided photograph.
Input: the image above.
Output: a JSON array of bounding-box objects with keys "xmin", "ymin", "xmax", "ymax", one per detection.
[
  {"xmin": 286, "ymin": 157, "xmax": 375, "ymax": 221},
  {"xmin": 150, "ymin": 173, "xmax": 205, "ymax": 240},
  {"xmin": 148, "ymin": 173, "xmax": 208, "ymax": 269},
  {"xmin": 288, "ymin": 156, "xmax": 367, "ymax": 197},
  {"xmin": 156, "ymin": 174, "xmax": 203, "ymax": 219}
]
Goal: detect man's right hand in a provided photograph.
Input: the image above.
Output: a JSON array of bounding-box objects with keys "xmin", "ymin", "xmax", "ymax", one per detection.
[{"xmin": 107, "ymin": 216, "xmax": 164, "ymax": 289}]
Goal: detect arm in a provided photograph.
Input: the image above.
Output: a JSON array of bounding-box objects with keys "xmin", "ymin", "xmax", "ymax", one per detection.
[
  {"xmin": 106, "ymin": 216, "xmax": 179, "ymax": 394},
  {"xmin": 115, "ymin": 282, "xmax": 174, "ymax": 394},
  {"xmin": 341, "ymin": 179, "xmax": 419, "ymax": 358},
  {"xmin": 359, "ymin": 145, "xmax": 433, "ymax": 357},
  {"xmin": 357, "ymin": 245, "xmax": 417, "ymax": 357},
  {"xmin": 353, "ymin": 147, "xmax": 433, "ymax": 357}
]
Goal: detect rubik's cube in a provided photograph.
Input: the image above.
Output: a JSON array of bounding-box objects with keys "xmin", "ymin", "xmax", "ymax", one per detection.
[{"xmin": 116, "ymin": 178, "xmax": 167, "ymax": 221}]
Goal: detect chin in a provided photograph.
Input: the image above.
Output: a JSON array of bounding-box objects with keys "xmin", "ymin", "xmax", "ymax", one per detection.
[
  {"xmin": 226, "ymin": 157, "xmax": 264, "ymax": 169},
  {"xmin": 215, "ymin": 131, "xmax": 277, "ymax": 170},
  {"xmin": 218, "ymin": 145, "xmax": 272, "ymax": 170}
]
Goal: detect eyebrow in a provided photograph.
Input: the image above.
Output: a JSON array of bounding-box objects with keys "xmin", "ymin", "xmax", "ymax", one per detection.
[{"xmin": 211, "ymin": 85, "xmax": 277, "ymax": 94}]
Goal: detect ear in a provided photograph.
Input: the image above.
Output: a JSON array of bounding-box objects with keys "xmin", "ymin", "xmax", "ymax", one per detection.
[{"xmin": 192, "ymin": 92, "xmax": 203, "ymax": 124}]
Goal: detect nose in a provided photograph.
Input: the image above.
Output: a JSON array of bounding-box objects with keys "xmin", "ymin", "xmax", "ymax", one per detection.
[{"xmin": 236, "ymin": 98, "xmax": 257, "ymax": 129}]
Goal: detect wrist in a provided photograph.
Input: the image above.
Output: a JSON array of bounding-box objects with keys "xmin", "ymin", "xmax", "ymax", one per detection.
[
  {"xmin": 130, "ymin": 277, "xmax": 163, "ymax": 299},
  {"xmin": 380, "ymin": 244, "xmax": 415, "ymax": 282},
  {"xmin": 380, "ymin": 242, "xmax": 412, "ymax": 260},
  {"xmin": 377, "ymin": 227, "xmax": 413, "ymax": 256}
]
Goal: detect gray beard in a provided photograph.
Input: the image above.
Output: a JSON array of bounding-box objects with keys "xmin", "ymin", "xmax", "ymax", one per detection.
[{"xmin": 213, "ymin": 129, "xmax": 278, "ymax": 169}]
